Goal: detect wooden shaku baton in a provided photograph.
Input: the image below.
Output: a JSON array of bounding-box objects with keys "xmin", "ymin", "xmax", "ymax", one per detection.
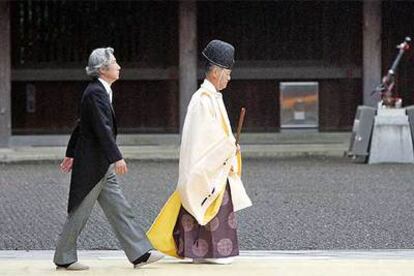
[{"xmin": 235, "ymin": 107, "xmax": 246, "ymax": 145}]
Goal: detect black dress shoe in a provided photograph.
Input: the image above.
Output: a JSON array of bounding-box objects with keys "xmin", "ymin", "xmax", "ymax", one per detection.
[{"xmin": 133, "ymin": 250, "xmax": 164, "ymax": 268}]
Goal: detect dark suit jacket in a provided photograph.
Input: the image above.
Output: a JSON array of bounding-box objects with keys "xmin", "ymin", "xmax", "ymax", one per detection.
[{"xmin": 65, "ymin": 79, "xmax": 122, "ymax": 213}]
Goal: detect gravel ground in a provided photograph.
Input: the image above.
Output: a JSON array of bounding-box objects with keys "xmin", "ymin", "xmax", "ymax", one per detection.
[{"xmin": 1, "ymin": 157, "xmax": 414, "ymax": 250}]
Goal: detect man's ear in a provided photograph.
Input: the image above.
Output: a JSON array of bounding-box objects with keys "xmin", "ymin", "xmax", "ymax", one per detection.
[
  {"xmin": 211, "ymin": 66, "xmax": 219, "ymax": 79},
  {"xmin": 98, "ymin": 67, "xmax": 106, "ymax": 77}
]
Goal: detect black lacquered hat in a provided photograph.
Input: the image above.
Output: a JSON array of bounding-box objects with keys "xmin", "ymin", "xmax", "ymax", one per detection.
[{"xmin": 202, "ymin": 40, "xmax": 235, "ymax": 69}]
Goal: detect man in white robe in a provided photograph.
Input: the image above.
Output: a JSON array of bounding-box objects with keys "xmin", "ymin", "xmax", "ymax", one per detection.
[{"xmin": 148, "ymin": 40, "xmax": 251, "ymax": 264}]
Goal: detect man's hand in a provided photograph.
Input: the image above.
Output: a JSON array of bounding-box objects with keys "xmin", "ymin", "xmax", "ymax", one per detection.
[
  {"xmin": 60, "ymin": 157, "xmax": 74, "ymax": 173},
  {"xmin": 115, "ymin": 159, "xmax": 128, "ymax": 175},
  {"xmin": 236, "ymin": 143, "xmax": 241, "ymax": 154}
]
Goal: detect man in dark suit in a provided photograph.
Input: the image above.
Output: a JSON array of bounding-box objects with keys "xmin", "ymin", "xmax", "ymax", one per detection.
[{"xmin": 53, "ymin": 47, "xmax": 163, "ymax": 270}]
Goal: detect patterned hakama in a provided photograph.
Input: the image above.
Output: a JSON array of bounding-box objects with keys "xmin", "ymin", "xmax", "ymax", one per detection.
[{"xmin": 173, "ymin": 183, "xmax": 239, "ymax": 259}]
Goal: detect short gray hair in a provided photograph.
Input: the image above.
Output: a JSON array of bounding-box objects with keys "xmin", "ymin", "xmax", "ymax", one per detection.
[{"xmin": 85, "ymin": 47, "xmax": 114, "ymax": 78}]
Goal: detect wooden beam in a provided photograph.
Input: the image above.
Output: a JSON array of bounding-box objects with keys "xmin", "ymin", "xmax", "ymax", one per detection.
[
  {"xmin": 226, "ymin": 65, "xmax": 361, "ymax": 80},
  {"xmin": 12, "ymin": 65, "xmax": 361, "ymax": 81},
  {"xmin": 0, "ymin": 1, "xmax": 11, "ymax": 147},
  {"xmin": 178, "ymin": 0, "xmax": 197, "ymax": 132},
  {"xmin": 11, "ymin": 68, "xmax": 178, "ymax": 81},
  {"xmin": 363, "ymin": 0, "xmax": 382, "ymax": 107}
]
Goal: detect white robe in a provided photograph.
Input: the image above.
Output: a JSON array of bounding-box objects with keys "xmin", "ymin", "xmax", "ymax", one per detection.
[{"xmin": 176, "ymin": 79, "xmax": 252, "ymax": 225}]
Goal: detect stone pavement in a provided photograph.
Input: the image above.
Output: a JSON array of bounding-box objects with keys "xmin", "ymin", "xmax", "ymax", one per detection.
[
  {"xmin": 1, "ymin": 250, "xmax": 414, "ymax": 276},
  {"xmin": 0, "ymin": 132, "xmax": 351, "ymax": 162}
]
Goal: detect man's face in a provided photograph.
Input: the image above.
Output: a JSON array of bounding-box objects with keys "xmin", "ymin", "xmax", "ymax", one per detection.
[
  {"xmin": 100, "ymin": 55, "xmax": 121, "ymax": 83},
  {"xmin": 216, "ymin": 68, "xmax": 232, "ymax": 91}
]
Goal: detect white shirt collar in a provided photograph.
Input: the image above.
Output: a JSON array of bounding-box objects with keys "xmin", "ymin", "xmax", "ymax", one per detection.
[
  {"xmin": 98, "ymin": 78, "xmax": 112, "ymax": 103},
  {"xmin": 201, "ymin": 79, "xmax": 221, "ymax": 98}
]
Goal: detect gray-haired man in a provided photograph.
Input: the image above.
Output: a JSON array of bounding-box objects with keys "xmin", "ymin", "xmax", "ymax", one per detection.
[{"xmin": 53, "ymin": 47, "xmax": 163, "ymax": 270}]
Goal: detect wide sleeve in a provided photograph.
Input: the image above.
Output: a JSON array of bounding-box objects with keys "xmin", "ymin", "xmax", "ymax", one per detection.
[
  {"xmin": 193, "ymin": 95, "xmax": 236, "ymax": 166},
  {"xmin": 181, "ymin": 95, "xmax": 235, "ymax": 166},
  {"xmin": 177, "ymin": 93, "xmax": 236, "ymax": 224},
  {"xmin": 84, "ymin": 92, "xmax": 122, "ymax": 164}
]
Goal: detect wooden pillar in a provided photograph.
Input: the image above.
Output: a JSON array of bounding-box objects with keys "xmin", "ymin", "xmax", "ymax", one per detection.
[
  {"xmin": 0, "ymin": 1, "xmax": 11, "ymax": 147},
  {"xmin": 363, "ymin": 0, "xmax": 382, "ymax": 107},
  {"xmin": 179, "ymin": 0, "xmax": 197, "ymax": 132}
]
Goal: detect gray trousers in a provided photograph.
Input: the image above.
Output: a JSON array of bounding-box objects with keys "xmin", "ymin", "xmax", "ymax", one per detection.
[{"xmin": 53, "ymin": 166, "xmax": 152, "ymax": 265}]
